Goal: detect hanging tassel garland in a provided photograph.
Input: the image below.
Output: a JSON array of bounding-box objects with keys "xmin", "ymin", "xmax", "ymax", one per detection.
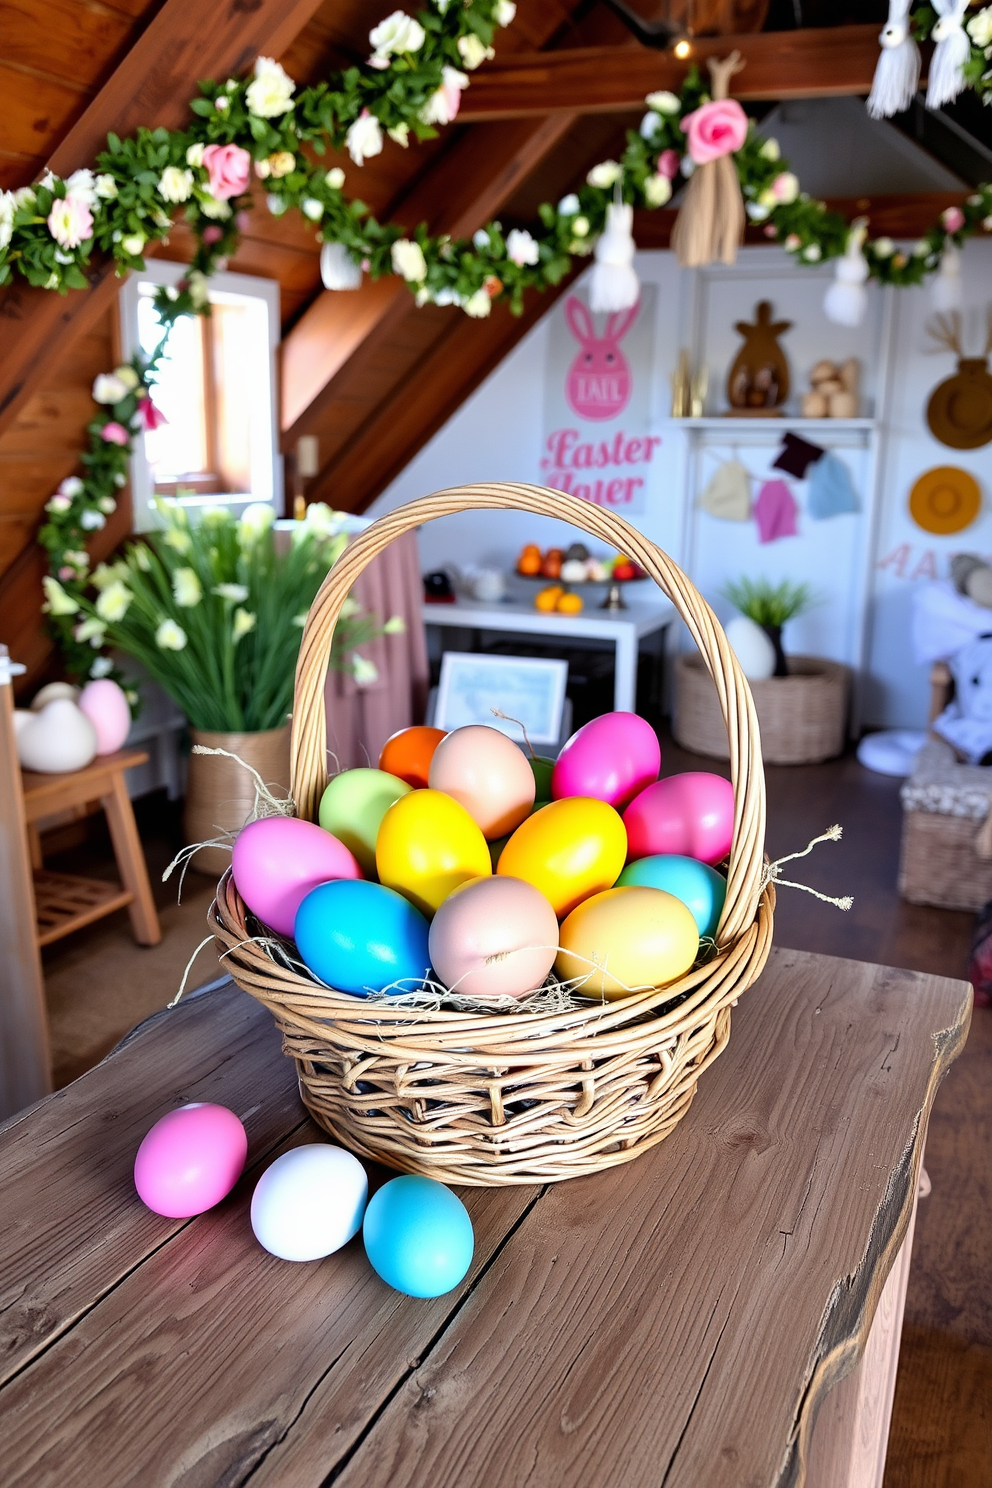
[
  {"xmin": 927, "ymin": 0, "xmax": 971, "ymax": 111},
  {"xmin": 823, "ymin": 220, "xmax": 870, "ymax": 327},
  {"xmin": 588, "ymin": 199, "xmax": 640, "ymax": 313},
  {"xmin": 866, "ymin": 0, "xmax": 921, "ymax": 119},
  {"xmin": 931, "ymin": 241, "xmax": 963, "ymax": 311},
  {"xmin": 671, "ymin": 52, "xmax": 748, "ymax": 270},
  {"xmin": 320, "ymin": 240, "xmax": 363, "ymax": 290}
]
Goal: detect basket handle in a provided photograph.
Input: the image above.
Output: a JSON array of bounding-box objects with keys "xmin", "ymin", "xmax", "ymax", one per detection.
[{"xmin": 291, "ymin": 482, "xmax": 765, "ymax": 943}]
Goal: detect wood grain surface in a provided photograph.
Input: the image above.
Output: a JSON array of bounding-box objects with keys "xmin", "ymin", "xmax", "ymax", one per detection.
[{"xmin": 0, "ymin": 948, "xmax": 969, "ymax": 1488}]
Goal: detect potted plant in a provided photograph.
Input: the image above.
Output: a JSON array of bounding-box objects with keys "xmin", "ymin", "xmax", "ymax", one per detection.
[{"xmin": 71, "ymin": 499, "xmax": 395, "ymax": 870}]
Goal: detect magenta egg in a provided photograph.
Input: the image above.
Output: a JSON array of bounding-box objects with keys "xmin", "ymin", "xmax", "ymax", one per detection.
[
  {"xmin": 78, "ymin": 678, "xmax": 131, "ymax": 754},
  {"xmin": 623, "ymin": 772, "xmax": 735, "ymax": 866},
  {"xmin": 552, "ymin": 711, "xmax": 661, "ymax": 809},
  {"xmin": 134, "ymin": 1103, "xmax": 247, "ymax": 1218},
  {"xmin": 232, "ymin": 815, "xmax": 363, "ymax": 937}
]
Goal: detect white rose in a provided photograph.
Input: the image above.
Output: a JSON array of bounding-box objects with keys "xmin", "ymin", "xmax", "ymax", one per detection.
[
  {"xmin": 155, "ymin": 618, "xmax": 187, "ymax": 651},
  {"xmin": 572, "ymin": 215, "xmax": 590, "ymax": 238},
  {"xmin": 326, "ymin": 167, "xmax": 346, "ymax": 190},
  {"xmin": 158, "ymin": 166, "xmax": 193, "ymax": 203},
  {"xmin": 421, "ymin": 66, "xmax": 468, "ymax": 125},
  {"xmin": 387, "ymin": 122, "xmax": 410, "ymax": 147},
  {"xmin": 66, "ymin": 168, "xmax": 98, "ymax": 206},
  {"xmin": 645, "ymin": 90, "xmax": 680, "ymax": 115},
  {"xmin": 457, "ymin": 33, "xmax": 494, "ymax": 69},
  {"xmin": 760, "ymin": 137, "xmax": 781, "ymax": 161},
  {"xmin": 302, "ymin": 197, "xmax": 324, "ymax": 220},
  {"xmin": 46, "ymin": 494, "xmax": 72, "ymax": 514},
  {"xmin": 114, "ymin": 364, "xmax": 140, "ymax": 391},
  {"xmin": 587, "ymin": 160, "xmax": 622, "ymax": 189},
  {"xmin": 557, "ymin": 194, "xmax": 580, "ymax": 216},
  {"xmin": 172, "ymin": 567, "xmax": 203, "ymax": 607},
  {"xmin": 80, "ymin": 510, "xmax": 107, "ymax": 531},
  {"xmin": 267, "ymin": 194, "xmax": 287, "ymax": 216},
  {"xmin": 873, "ymin": 237, "xmax": 895, "ymax": 258},
  {"xmin": 186, "ymin": 142, "xmax": 205, "ymax": 168},
  {"xmin": 232, "ymin": 607, "xmax": 257, "ymax": 643},
  {"xmin": 967, "ymin": 8, "xmax": 992, "ymax": 48},
  {"xmin": 94, "ymin": 174, "xmax": 117, "ymax": 200},
  {"xmin": 463, "ymin": 289, "xmax": 492, "ymax": 318},
  {"xmin": 643, "ymin": 173, "xmax": 672, "ymax": 208},
  {"xmin": 391, "ymin": 237, "xmax": 427, "ymax": 282},
  {"xmin": 96, "ymin": 581, "xmax": 132, "ymax": 622},
  {"xmin": 494, "ymin": 0, "xmax": 516, "ymax": 25},
  {"xmin": 346, "ymin": 109, "xmax": 384, "ymax": 166},
  {"xmin": 246, "ymin": 56, "xmax": 295, "ymax": 118},
  {"xmin": 121, "ymin": 232, "xmax": 146, "ymax": 256},
  {"xmin": 772, "ymin": 171, "xmax": 800, "ymax": 205},
  {"xmin": 93, "ymin": 372, "xmax": 129, "ymax": 404},
  {"xmin": 369, "ymin": 11, "xmax": 426, "ymax": 60},
  {"xmin": 14, "ymin": 186, "xmax": 36, "ymax": 209},
  {"xmin": 0, "ymin": 191, "xmax": 17, "ymax": 251},
  {"xmin": 506, "ymin": 228, "xmax": 539, "ymax": 266},
  {"xmin": 802, "ymin": 243, "xmax": 822, "ymax": 262},
  {"xmin": 473, "ymin": 228, "xmax": 490, "ymax": 249},
  {"xmin": 199, "ymin": 196, "xmax": 232, "ymax": 219},
  {"xmin": 99, "ymin": 496, "xmax": 117, "ymax": 514}
]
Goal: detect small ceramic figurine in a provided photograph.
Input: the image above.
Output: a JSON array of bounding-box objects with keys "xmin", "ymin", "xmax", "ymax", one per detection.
[{"xmin": 727, "ymin": 301, "xmax": 792, "ymax": 414}]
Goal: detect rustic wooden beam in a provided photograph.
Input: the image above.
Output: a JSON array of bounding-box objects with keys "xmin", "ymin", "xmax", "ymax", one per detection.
[
  {"xmin": 459, "ymin": 26, "xmax": 888, "ymax": 120},
  {"xmin": 0, "ymin": 0, "xmax": 328, "ymax": 440}
]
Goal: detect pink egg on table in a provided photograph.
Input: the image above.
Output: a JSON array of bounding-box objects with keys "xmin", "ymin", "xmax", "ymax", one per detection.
[
  {"xmin": 623, "ymin": 772, "xmax": 735, "ymax": 866},
  {"xmin": 231, "ymin": 815, "xmax": 363, "ymax": 937},
  {"xmin": 78, "ymin": 678, "xmax": 131, "ymax": 754},
  {"xmin": 134, "ymin": 1103, "xmax": 247, "ymax": 1218},
  {"xmin": 552, "ymin": 711, "xmax": 661, "ymax": 809}
]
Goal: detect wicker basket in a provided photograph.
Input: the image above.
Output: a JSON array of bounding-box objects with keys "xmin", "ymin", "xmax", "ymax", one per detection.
[
  {"xmin": 211, "ymin": 484, "xmax": 774, "ymax": 1185},
  {"xmin": 899, "ymin": 738, "xmax": 992, "ymax": 911},
  {"xmin": 674, "ymin": 652, "xmax": 849, "ymax": 765}
]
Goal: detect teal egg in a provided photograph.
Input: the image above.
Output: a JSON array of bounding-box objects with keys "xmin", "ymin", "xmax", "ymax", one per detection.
[
  {"xmin": 363, "ymin": 1175, "xmax": 474, "ymax": 1297},
  {"xmin": 616, "ymin": 854, "xmax": 726, "ymax": 938}
]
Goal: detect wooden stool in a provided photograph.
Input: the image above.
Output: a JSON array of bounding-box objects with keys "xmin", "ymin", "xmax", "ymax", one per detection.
[{"xmin": 22, "ymin": 748, "xmax": 162, "ymax": 948}]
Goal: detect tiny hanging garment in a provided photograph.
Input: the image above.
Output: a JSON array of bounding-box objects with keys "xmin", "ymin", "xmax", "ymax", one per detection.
[
  {"xmin": 753, "ymin": 479, "xmax": 799, "ymax": 543},
  {"xmin": 808, "ymin": 451, "xmax": 860, "ymax": 519},
  {"xmin": 697, "ymin": 459, "xmax": 751, "ymax": 521},
  {"xmin": 772, "ymin": 432, "xmax": 825, "ymax": 479}
]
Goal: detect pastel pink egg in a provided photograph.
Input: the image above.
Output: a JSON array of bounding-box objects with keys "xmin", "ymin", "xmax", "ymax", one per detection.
[
  {"xmin": 134, "ymin": 1103, "xmax": 247, "ymax": 1218},
  {"xmin": 552, "ymin": 711, "xmax": 661, "ymax": 809},
  {"xmin": 232, "ymin": 816, "xmax": 363, "ymax": 937},
  {"xmin": 78, "ymin": 678, "xmax": 131, "ymax": 754},
  {"xmin": 428, "ymin": 875, "xmax": 559, "ymax": 998},
  {"xmin": 623, "ymin": 772, "xmax": 735, "ymax": 866}
]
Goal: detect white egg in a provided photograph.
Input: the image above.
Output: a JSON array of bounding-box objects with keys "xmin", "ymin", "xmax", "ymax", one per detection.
[
  {"xmin": 30, "ymin": 681, "xmax": 80, "ymax": 710},
  {"xmin": 560, "ymin": 559, "xmax": 588, "ymax": 584},
  {"xmin": 250, "ymin": 1145, "xmax": 368, "ymax": 1262},
  {"xmin": 16, "ymin": 698, "xmax": 98, "ymax": 773},
  {"xmin": 725, "ymin": 615, "xmax": 776, "ymax": 681}
]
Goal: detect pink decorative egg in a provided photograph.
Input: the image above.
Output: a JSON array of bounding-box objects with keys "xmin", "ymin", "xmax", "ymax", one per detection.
[
  {"xmin": 78, "ymin": 678, "xmax": 131, "ymax": 754},
  {"xmin": 428, "ymin": 875, "xmax": 559, "ymax": 998},
  {"xmin": 232, "ymin": 815, "xmax": 363, "ymax": 937},
  {"xmin": 552, "ymin": 711, "xmax": 661, "ymax": 809},
  {"xmin": 134, "ymin": 1103, "xmax": 247, "ymax": 1218},
  {"xmin": 623, "ymin": 772, "xmax": 735, "ymax": 866}
]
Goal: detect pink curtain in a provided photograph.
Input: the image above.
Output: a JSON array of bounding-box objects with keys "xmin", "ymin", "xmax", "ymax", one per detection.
[{"xmin": 323, "ymin": 529, "xmax": 429, "ymax": 770}]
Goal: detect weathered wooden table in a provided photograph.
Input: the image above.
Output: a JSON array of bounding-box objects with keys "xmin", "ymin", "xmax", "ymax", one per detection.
[{"xmin": 0, "ymin": 948, "xmax": 970, "ymax": 1488}]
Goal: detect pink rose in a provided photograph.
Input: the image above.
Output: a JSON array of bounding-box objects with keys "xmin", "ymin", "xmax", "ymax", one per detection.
[
  {"xmin": 202, "ymin": 143, "xmax": 251, "ymax": 201},
  {"xmin": 657, "ymin": 149, "xmax": 681, "ymax": 180},
  {"xmin": 941, "ymin": 205, "xmax": 965, "ymax": 233},
  {"xmin": 680, "ymin": 98, "xmax": 748, "ymax": 166},
  {"xmin": 139, "ymin": 397, "xmax": 167, "ymax": 432},
  {"xmin": 59, "ymin": 566, "xmax": 75, "ymax": 581},
  {"xmin": 47, "ymin": 194, "xmax": 93, "ymax": 250},
  {"xmin": 100, "ymin": 422, "xmax": 129, "ymax": 446},
  {"xmin": 201, "ymin": 225, "xmax": 224, "ymax": 244}
]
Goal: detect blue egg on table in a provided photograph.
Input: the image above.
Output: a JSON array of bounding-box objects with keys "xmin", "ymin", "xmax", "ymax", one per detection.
[
  {"xmin": 294, "ymin": 879, "xmax": 431, "ymax": 996},
  {"xmin": 616, "ymin": 853, "xmax": 726, "ymax": 938},
  {"xmin": 363, "ymin": 1175, "xmax": 474, "ymax": 1298}
]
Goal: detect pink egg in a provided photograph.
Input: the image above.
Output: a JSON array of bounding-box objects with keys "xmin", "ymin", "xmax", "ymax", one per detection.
[
  {"xmin": 428, "ymin": 875, "xmax": 559, "ymax": 998},
  {"xmin": 623, "ymin": 772, "xmax": 735, "ymax": 866},
  {"xmin": 232, "ymin": 816, "xmax": 363, "ymax": 937},
  {"xmin": 78, "ymin": 678, "xmax": 131, "ymax": 754},
  {"xmin": 134, "ymin": 1103, "xmax": 247, "ymax": 1218},
  {"xmin": 428, "ymin": 725, "xmax": 535, "ymax": 839},
  {"xmin": 552, "ymin": 711, "xmax": 661, "ymax": 808}
]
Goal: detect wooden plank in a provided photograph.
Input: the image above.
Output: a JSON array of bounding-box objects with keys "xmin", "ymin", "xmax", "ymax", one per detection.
[
  {"xmin": 0, "ymin": 0, "xmax": 136, "ymax": 95},
  {"xmin": 0, "ymin": 64, "xmax": 93, "ymax": 165},
  {"xmin": 459, "ymin": 26, "xmax": 889, "ymax": 121}
]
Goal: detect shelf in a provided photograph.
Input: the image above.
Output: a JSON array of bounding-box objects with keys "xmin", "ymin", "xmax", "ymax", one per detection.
[{"xmin": 669, "ymin": 416, "xmax": 877, "ymax": 431}]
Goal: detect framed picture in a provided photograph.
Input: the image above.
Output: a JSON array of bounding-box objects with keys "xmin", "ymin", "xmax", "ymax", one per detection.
[{"xmin": 434, "ymin": 653, "xmax": 569, "ymax": 746}]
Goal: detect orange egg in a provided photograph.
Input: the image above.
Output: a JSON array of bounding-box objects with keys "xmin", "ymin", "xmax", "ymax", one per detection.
[{"xmin": 379, "ymin": 726, "xmax": 447, "ymax": 789}]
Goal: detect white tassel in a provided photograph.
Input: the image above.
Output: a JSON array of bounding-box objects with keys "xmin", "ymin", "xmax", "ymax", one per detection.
[
  {"xmin": 866, "ymin": 0, "xmax": 921, "ymax": 119},
  {"xmin": 926, "ymin": 0, "xmax": 970, "ymax": 110},
  {"xmin": 932, "ymin": 241, "xmax": 963, "ymax": 310},
  {"xmin": 823, "ymin": 220, "xmax": 870, "ymax": 327},
  {"xmin": 320, "ymin": 240, "xmax": 363, "ymax": 290},
  {"xmin": 589, "ymin": 200, "xmax": 640, "ymax": 313}
]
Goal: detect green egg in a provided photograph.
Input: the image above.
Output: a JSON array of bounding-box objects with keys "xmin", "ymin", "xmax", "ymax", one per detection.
[{"xmin": 318, "ymin": 767, "xmax": 411, "ymax": 876}]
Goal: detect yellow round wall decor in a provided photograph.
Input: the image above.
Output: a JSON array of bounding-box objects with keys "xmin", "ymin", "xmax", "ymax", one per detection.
[{"xmin": 908, "ymin": 466, "xmax": 982, "ymax": 536}]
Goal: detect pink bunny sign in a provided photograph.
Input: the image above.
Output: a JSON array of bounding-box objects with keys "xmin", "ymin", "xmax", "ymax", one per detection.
[{"xmin": 564, "ymin": 298, "xmax": 639, "ymax": 421}]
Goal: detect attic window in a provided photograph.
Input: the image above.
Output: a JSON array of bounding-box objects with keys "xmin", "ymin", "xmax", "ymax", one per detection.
[{"xmin": 119, "ymin": 261, "xmax": 282, "ymax": 531}]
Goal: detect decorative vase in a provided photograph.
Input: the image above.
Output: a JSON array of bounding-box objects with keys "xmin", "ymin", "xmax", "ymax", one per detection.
[
  {"xmin": 762, "ymin": 623, "xmax": 789, "ymax": 678},
  {"xmin": 183, "ymin": 724, "xmax": 291, "ymax": 876}
]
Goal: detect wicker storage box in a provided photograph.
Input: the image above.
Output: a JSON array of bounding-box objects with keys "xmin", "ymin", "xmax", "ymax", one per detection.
[
  {"xmin": 899, "ymin": 738, "xmax": 992, "ymax": 911},
  {"xmin": 674, "ymin": 652, "xmax": 849, "ymax": 765},
  {"xmin": 212, "ymin": 483, "xmax": 773, "ymax": 1185}
]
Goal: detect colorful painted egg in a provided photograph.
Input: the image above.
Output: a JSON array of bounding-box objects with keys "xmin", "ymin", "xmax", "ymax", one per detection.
[
  {"xmin": 551, "ymin": 711, "xmax": 661, "ymax": 809},
  {"xmin": 78, "ymin": 677, "xmax": 131, "ymax": 754},
  {"xmin": 617, "ymin": 854, "xmax": 726, "ymax": 938},
  {"xmin": 318, "ymin": 768, "xmax": 411, "ymax": 875},
  {"xmin": 134, "ymin": 1103, "xmax": 247, "ymax": 1218},
  {"xmin": 379, "ymin": 726, "xmax": 447, "ymax": 789},
  {"xmin": 250, "ymin": 1145, "xmax": 368, "ymax": 1261},
  {"xmin": 428, "ymin": 875, "xmax": 559, "ymax": 998},
  {"xmin": 428, "ymin": 725, "xmax": 535, "ymax": 839},
  {"xmin": 232, "ymin": 816, "xmax": 363, "ymax": 937},
  {"xmin": 363, "ymin": 1175, "xmax": 474, "ymax": 1298},
  {"xmin": 555, "ymin": 885, "xmax": 699, "ymax": 999},
  {"xmin": 623, "ymin": 772, "xmax": 735, "ymax": 866},
  {"xmin": 497, "ymin": 797, "xmax": 627, "ymax": 918},
  {"xmin": 294, "ymin": 879, "xmax": 430, "ymax": 995},
  {"xmin": 376, "ymin": 789, "xmax": 491, "ymax": 916}
]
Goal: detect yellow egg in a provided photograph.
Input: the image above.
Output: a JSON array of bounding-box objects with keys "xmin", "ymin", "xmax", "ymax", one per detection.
[
  {"xmin": 376, "ymin": 789, "xmax": 491, "ymax": 917},
  {"xmin": 556, "ymin": 885, "xmax": 699, "ymax": 1000},
  {"xmin": 497, "ymin": 797, "xmax": 626, "ymax": 918}
]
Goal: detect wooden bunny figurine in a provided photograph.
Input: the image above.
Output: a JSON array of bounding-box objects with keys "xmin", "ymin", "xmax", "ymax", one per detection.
[{"xmin": 727, "ymin": 301, "xmax": 792, "ymax": 414}]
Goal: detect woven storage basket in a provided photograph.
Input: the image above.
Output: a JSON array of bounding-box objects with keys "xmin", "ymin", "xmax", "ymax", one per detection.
[
  {"xmin": 674, "ymin": 652, "xmax": 849, "ymax": 765},
  {"xmin": 211, "ymin": 484, "xmax": 774, "ymax": 1185},
  {"xmin": 899, "ymin": 738, "xmax": 992, "ymax": 910}
]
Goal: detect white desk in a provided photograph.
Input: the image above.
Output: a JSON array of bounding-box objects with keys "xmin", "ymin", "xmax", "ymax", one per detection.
[{"xmin": 421, "ymin": 595, "xmax": 676, "ymax": 714}]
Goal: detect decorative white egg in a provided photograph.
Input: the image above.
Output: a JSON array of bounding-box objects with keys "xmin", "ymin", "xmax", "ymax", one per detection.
[
  {"xmin": 560, "ymin": 559, "xmax": 588, "ymax": 584},
  {"xmin": 30, "ymin": 681, "xmax": 79, "ymax": 710},
  {"xmin": 15, "ymin": 698, "xmax": 98, "ymax": 773},
  {"xmin": 725, "ymin": 615, "xmax": 776, "ymax": 682},
  {"xmin": 250, "ymin": 1145, "xmax": 369, "ymax": 1262}
]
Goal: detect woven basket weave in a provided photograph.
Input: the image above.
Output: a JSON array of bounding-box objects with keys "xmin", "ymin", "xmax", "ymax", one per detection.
[
  {"xmin": 211, "ymin": 483, "xmax": 774, "ymax": 1185},
  {"xmin": 674, "ymin": 653, "xmax": 849, "ymax": 765}
]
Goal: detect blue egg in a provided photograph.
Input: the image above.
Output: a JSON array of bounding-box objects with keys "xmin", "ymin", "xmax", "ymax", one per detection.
[
  {"xmin": 363, "ymin": 1175, "xmax": 474, "ymax": 1298},
  {"xmin": 294, "ymin": 879, "xmax": 430, "ymax": 996},
  {"xmin": 616, "ymin": 854, "xmax": 726, "ymax": 938}
]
